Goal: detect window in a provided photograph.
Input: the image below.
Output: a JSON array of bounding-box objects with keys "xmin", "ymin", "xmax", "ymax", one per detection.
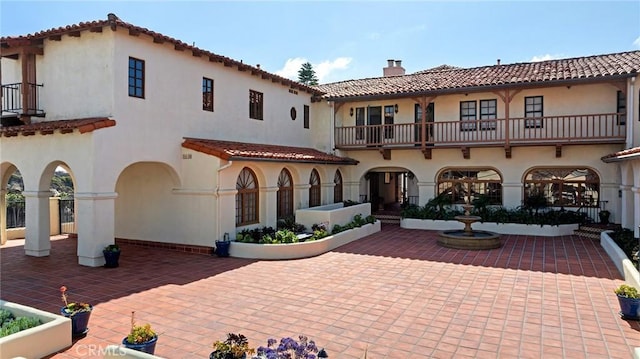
[
  {"xmin": 355, "ymin": 107, "xmax": 365, "ymax": 140},
  {"xmin": 303, "ymin": 105, "xmax": 310, "ymax": 129},
  {"xmin": 460, "ymin": 101, "xmax": 477, "ymax": 131},
  {"xmin": 309, "ymin": 169, "xmax": 321, "ymax": 207},
  {"xmin": 524, "ymin": 96, "xmax": 543, "ymax": 128},
  {"xmin": 333, "ymin": 170, "xmax": 343, "ymax": 203},
  {"xmin": 202, "ymin": 77, "xmax": 213, "ymax": 111},
  {"xmin": 384, "ymin": 105, "xmax": 395, "ymax": 139},
  {"xmin": 524, "ymin": 168, "xmax": 599, "ymax": 207},
  {"xmin": 249, "ymin": 90, "xmax": 263, "ymax": 120},
  {"xmin": 437, "ymin": 168, "xmax": 502, "ymax": 205},
  {"xmin": 128, "ymin": 57, "xmax": 144, "ymax": 98},
  {"xmin": 277, "ymin": 169, "xmax": 294, "ymax": 220},
  {"xmin": 617, "ymin": 91, "xmax": 626, "ymax": 125},
  {"xmin": 235, "ymin": 167, "xmax": 259, "ymax": 226},
  {"xmin": 479, "ymin": 99, "xmax": 497, "ymax": 130}
]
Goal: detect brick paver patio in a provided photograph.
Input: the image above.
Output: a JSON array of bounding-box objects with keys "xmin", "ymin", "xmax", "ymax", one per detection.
[{"xmin": 1, "ymin": 225, "xmax": 638, "ymax": 358}]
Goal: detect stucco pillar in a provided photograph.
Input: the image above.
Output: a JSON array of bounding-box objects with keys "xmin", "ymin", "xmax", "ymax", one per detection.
[
  {"xmin": 502, "ymin": 182, "xmax": 523, "ymax": 209},
  {"xmin": 263, "ymin": 186, "xmax": 278, "ymax": 229},
  {"xmin": 295, "ymin": 184, "xmax": 311, "ymax": 209},
  {"xmin": 417, "ymin": 181, "xmax": 435, "ymax": 206},
  {"xmin": 217, "ymin": 188, "xmax": 237, "ymax": 241},
  {"xmin": 23, "ymin": 190, "xmax": 51, "ymax": 257},
  {"xmin": 322, "ymin": 183, "xmax": 335, "ymax": 205},
  {"xmin": 0, "ymin": 189, "xmax": 7, "ymax": 245},
  {"xmin": 344, "ymin": 181, "xmax": 359, "ymax": 202},
  {"xmin": 75, "ymin": 192, "xmax": 117, "ymax": 267},
  {"xmin": 601, "ymin": 182, "xmax": 620, "ymax": 222},
  {"xmin": 619, "ymin": 185, "xmax": 633, "ymax": 230},
  {"xmin": 632, "ymin": 187, "xmax": 640, "ymax": 238}
]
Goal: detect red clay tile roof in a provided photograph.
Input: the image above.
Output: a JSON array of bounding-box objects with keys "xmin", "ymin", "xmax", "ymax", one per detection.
[
  {"xmin": 601, "ymin": 146, "xmax": 640, "ymax": 162},
  {"xmin": 182, "ymin": 138, "xmax": 358, "ymax": 165},
  {"xmin": 0, "ymin": 117, "xmax": 115, "ymax": 137},
  {"xmin": 316, "ymin": 51, "xmax": 640, "ymax": 100},
  {"xmin": 0, "ymin": 13, "xmax": 323, "ymax": 97}
]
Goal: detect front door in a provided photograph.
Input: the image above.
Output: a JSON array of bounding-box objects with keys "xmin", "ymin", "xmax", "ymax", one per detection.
[
  {"xmin": 367, "ymin": 106, "xmax": 382, "ymax": 146},
  {"xmin": 369, "ymin": 173, "xmax": 380, "ymax": 212},
  {"xmin": 414, "ymin": 103, "xmax": 434, "ymax": 145}
]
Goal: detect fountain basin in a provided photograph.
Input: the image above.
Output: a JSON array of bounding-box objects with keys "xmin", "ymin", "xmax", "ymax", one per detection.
[{"xmin": 438, "ymin": 230, "xmax": 501, "ymax": 250}]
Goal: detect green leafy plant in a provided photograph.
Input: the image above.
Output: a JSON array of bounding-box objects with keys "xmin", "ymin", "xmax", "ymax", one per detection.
[
  {"xmin": 0, "ymin": 311, "xmax": 41, "ymax": 338},
  {"xmin": 104, "ymin": 244, "xmax": 120, "ymax": 252},
  {"xmin": 211, "ymin": 333, "xmax": 255, "ymax": 359},
  {"xmin": 60, "ymin": 286, "xmax": 91, "ymax": 316},
  {"xmin": 614, "ymin": 284, "xmax": 640, "ymax": 299},
  {"xmin": 126, "ymin": 311, "xmax": 157, "ymax": 344}
]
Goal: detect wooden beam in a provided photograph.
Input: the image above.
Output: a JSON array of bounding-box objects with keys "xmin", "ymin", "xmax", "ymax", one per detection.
[
  {"xmin": 153, "ymin": 37, "xmax": 165, "ymax": 44},
  {"xmin": 89, "ymin": 27, "xmax": 103, "ymax": 33},
  {"xmin": 192, "ymin": 50, "xmax": 202, "ymax": 57},
  {"xmin": 461, "ymin": 147, "xmax": 470, "ymax": 159},
  {"xmin": 174, "ymin": 44, "xmax": 185, "ymax": 51},
  {"xmin": 504, "ymin": 146, "xmax": 512, "ymax": 159},
  {"xmin": 49, "ymin": 34, "xmax": 62, "ymax": 41},
  {"xmin": 379, "ymin": 149, "xmax": 391, "ymax": 160},
  {"xmin": 128, "ymin": 28, "xmax": 140, "ymax": 36},
  {"xmin": 555, "ymin": 145, "xmax": 562, "ymax": 158},
  {"xmin": 421, "ymin": 148, "xmax": 432, "ymax": 159},
  {"xmin": 68, "ymin": 31, "xmax": 81, "ymax": 37}
]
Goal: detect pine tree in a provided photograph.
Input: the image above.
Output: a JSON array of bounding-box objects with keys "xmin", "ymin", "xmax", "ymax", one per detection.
[{"xmin": 298, "ymin": 62, "xmax": 319, "ymax": 85}]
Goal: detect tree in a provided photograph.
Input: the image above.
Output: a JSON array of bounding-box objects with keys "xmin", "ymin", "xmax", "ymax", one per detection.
[{"xmin": 297, "ymin": 62, "xmax": 319, "ymax": 86}]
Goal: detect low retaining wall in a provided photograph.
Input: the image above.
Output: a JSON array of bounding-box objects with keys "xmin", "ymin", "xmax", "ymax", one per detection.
[
  {"xmin": 0, "ymin": 300, "xmax": 71, "ymax": 359},
  {"xmin": 229, "ymin": 221, "xmax": 381, "ymax": 260},
  {"xmin": 401, "ymin": 218, "xmax": 579, "ymax": 236},
  {"xmin": 295, "ymin": 203, "xmax": 371, "ymax": 232},
  {"xmin": 600, "ymin": 231, "xmax": 640, "ymax": 289}
]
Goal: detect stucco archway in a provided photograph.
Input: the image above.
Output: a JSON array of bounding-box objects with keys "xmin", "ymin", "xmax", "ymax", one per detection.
[{"xmin": 360, "ymin": 166, "xmax": 417, "ymax": 212}]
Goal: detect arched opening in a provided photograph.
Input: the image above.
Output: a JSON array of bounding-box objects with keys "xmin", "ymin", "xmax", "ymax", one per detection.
[
  {"xmin": 309, "ymin": 169, "xmax": 321, "ymax": 207},
  {"xmin": 236, "ymin": 167, "xmax": 259, "ymax": 226},
  {"xmin": 437, "ymin": 168, "xmax": 502, "ymax": 205},
  {"xmin": 333, "ymin": 170, "xmax": 343, "ymax": 203},
  {"xmin": 361, "ymin": 168, "xmax": 417, "ymax": 213},
  {"xmin": 277, "ymin": 168, "xmax": 293, "ymax": 220}
]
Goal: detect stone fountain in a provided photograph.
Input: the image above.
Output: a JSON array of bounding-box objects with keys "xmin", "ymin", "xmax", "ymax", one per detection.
[{"xmin": 437, "ymin": 202, "xmax": 501, "ymax": 250}]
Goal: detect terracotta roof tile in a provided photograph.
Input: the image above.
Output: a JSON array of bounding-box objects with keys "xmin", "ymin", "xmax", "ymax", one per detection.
[
  {"xmin": 0, "ymin": 117, "xmax": 115, "ymax": 137},
  {"xmin": 601, "ymin": 146, "xmax": 640, "ymax": 162},
  {"xmin": 0, "ymin": 13, "xmax": 323, "ymax": 97},
  {"xmin": 182, "ymin": 138, "xmax": 358, "ymax": 165},
  {"xmin": 316, "ymin": 51, "xmax": 640, "ymax": 100}
]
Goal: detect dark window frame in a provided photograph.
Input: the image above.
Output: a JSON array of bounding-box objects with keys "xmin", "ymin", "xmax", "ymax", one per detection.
[
  {"xmin": 384, "ymin": 105, "xmax": 394, "ymax": 139},
  {"xmin": 617, "ymin": 91, "xmax": 626, "ymax": 125},
  {"xmin": 479, "ymin": 99, "xmax": 497, "ymax": 130},
  {"xmin": 309, "ymin": 169, "xmax": 321, "ymax": 207},
  {"xmin": 437, "ymin": 168, "xmax": 503, "ymax": 205},
  {"xmin": 249, "ymin": 90, "xmax": 264, "ymax": 120},
  {"xmin": 524, "ymin": 96, "xmax": 543, "ymax": 128},
  {"xmin": 235, "ymin": 167, "xmax": 259, "ymax": 226},
  {"xmin": 202, "ymin": 77, "xmax": 214, "ymax": 112},
  {"xmin": 460, "ymin": 101, "xmax": 477, "ymax": 131},
  {"xmin": 333, "ymin": 170, "xmax": 343, "ymax": 203},
  {"xmin": 128, "ymin": 57, "xmax": 145, "ymax": 98},
  {"xmin": 303, "ymin": 105, "xmax": 310, "ymax": 129},
  {"xmin": 277, "ymin": 169, "xmax": 294, "ymax": 220},
  {"xmin": 355, "ymin": 107, "xmax": 365, "ymax": 140},
  {"xmin": 523, "ymin": 167, "xmax": 600, "ymax": 208}
]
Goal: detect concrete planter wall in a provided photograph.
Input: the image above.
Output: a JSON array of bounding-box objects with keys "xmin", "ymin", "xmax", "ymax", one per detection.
[
  {"xmin": 0, "ymin": 300, "xmax": 71, "ymax": 359},
  {"xmin": 295, "ymin": 203, "xmax": 371, "ymax": 232},
  {"xmin": 401, "ymin": 218, "xmax": 579, "ymax": 236},
  {"xmin": 230, "ymin": 221, "xmax": 381, "ymax": 260},
  {"xmin": 601, "ymin": 231, "xmax": 640, "ymax": 290}
]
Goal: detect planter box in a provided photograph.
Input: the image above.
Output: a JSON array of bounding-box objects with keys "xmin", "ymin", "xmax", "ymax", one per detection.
[
  {"xmin": 0, "ymin": 300, "xmax": 72, "ymax": 359},
  {"xmin": 401, "ymin": 218, "xmax": 579, "ymax": 236},
  {"xmin": 295, "ymin": 203, "xmax": 371, "ymax": 233},
  {"xmin": 229, "ymin": 221, "xmax": 381, "ymax": 260},
  {"xmin": 601, "ymin": 231, "xmax": 640, "ymax": 290}
]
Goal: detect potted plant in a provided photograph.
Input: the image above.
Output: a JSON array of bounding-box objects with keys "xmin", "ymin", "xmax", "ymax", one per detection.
[
  {"xmin": 59, "ymin": 285, "xmax": 92, "ymax": 337},
  {"xmin": 599, "ymin": 210, "xmax": 611, "ymax": 225},
  {"xmin": 103, "ymin": 244, "xmax": 121, "ymax": 268},
  {"xmin": 252, "ymin": 335, "xmax": 326, "ymax": 359},
  {"xmin": 210, "ymin": 333, "xmax": 254, "ymax": 359},
  {"xmin": 122, "ymin": 311, "xmax": 158, "ymax": 354},
  {"xmin": 614, "ymin": 284, "xmax": 640, "ymax": 320}
]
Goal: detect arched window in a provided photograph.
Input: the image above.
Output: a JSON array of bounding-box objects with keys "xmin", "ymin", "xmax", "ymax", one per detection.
[
  {"xmin": 235, "ymin": 167, "xmax": 259, "ymax": 226},
  {"xmin": 309, "ymin": 169, "xmax": 321, "ymax": 207},
  {"xmin": 524, "ymin": 167, "xmax": 599, "ymax": 207},
  {"xmin": 277, "ymin": 169, "xmax": 294, "ymax": 219},
  {"xmin": 437, "ymin": 168, "xmax": 502, "ymax": 205},
  {"xmin": 333, "ymin": 170, "xmax": 343, "ymax": 203}
]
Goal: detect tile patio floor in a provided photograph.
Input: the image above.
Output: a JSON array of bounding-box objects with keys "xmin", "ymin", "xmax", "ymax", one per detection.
[{"xmin": 1, "ymin": 225, "xmax": 638, "ymax": 358}]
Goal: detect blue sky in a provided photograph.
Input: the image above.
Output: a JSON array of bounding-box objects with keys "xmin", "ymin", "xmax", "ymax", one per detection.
[{"xmin": 1, "ymin": 1, "xmax": 639, "ymax": 84}]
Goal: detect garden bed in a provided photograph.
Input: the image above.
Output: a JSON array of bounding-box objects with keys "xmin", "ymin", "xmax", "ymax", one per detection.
[
  {"xmin": 229, "ymin": 221, "xmax": 381, "ymax": 260},
  {"xmin": 0, "ymin": 300, "xmax": 71, "ymax": 359},
  {"xmin": 401, "ymin": 218, "xmax": 579, "ymax": 236},
  {"xmin": 295, "ymin": 202, "xmax": 371, "ymax": 232},
  {"xmin": 601, "ymin": 231, "xmax": 640, "ymax": 290}
]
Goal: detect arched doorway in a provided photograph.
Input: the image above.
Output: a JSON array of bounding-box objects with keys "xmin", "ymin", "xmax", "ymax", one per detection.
[{"xmin": 362, "ymin": 167, "xmax": 417, "ymax": 214}]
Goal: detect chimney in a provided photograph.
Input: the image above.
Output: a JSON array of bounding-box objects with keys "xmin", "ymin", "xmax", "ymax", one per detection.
[
  {"xmin": 383, "ymin": 59, "xmax": 406, "ymax": 77},
  {"xmin": 496, "ymin": 59, "xmax": 501, "ymax": 66}
]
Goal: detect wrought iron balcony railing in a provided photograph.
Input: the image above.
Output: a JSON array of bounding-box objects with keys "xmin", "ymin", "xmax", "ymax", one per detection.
[{"xmin": 1, "ymin": 82, "xmax": 45, "ymax": 117}]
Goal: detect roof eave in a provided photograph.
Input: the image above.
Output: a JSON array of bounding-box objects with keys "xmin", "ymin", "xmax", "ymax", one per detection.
[
  {"xmin": 228, "ymin": 156, "xmax": 358, "ymax": 165},
  {"xmin": 602, "ymin": 152, "xmax": 640, "ymax": 163}
]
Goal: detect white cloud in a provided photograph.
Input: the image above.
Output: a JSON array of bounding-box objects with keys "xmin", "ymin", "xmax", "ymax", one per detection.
[
  {"xmin": 530, "ymin": 54, "xmax": 563, "ymax": 62},
  {"xmin": 633, "ymin": 36, "xmax": 640, "ymax": 48},
  {"xmin": 275, "ymin": 57, "xmax": 352, "ymax": 83}
]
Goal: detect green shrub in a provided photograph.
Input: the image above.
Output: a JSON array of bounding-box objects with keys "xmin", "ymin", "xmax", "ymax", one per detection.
[
  {"xmin": 610, "ymin": 228, "xmax": 639, "ymax": 269},
  {"xmin": 0, "ymin": 314, "xmax": 41, "ymax": 338}
]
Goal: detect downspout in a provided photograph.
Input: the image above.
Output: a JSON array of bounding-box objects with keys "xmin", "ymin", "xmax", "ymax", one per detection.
[
  {"xmin": 216, "ymin": 160, "xmax": 233, "ymax": 242},
  {"xmin": 627, "ymin": 76, "xmax": 635, "ymax": 149}
]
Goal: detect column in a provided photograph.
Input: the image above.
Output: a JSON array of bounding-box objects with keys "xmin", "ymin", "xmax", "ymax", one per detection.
[
  {"xmin": 75, "ymin": 192, "xmax": 117, "ymax": 267},
  {"xmin": 417, "ymin": 181, "xmax": 435, "ymax": 206},
  {"xmin": 344, "ymin": 181, "xmax": 360, "ymax": 202},
  {"xmin": 322, "ymin": 183, "xmax": 335, "ymax": 205},
  {"xmin": 295, "ymin": 184, "xmax": 311, "ymax": 209},
  {"xmin": 619, "ymin": 185, "xmax": 633, "ymax": 230},
  {"xmin": 217, "ymin": 188, "xmax": 237, "ymax": 242},
  {"xmin": 23, "ymin": 190, "xmax": 51, "ymax": 257},
  {"xmin": 633, "ymin": 187, "xmax": 640, "ymax": 238},
  {"xmin": 0, "ymin": 189, "xmax": 7, "ymax": 245},
  {"xmin": 502, "ymin": 182, "xmax": 523, "ymax": 209},
  {"xmin": 263, "ymin": 186, "xmax": 278, "ymax": 228}
]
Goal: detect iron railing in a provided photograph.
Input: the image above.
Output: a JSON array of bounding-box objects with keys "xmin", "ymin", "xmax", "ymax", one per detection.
[
  {"xmin": 1, "ymin": 82, "xmax": 45, "ymax": 116},
  {"xmin": 6, "ymin": 200, "xmax": 25, "ymax": 228}
]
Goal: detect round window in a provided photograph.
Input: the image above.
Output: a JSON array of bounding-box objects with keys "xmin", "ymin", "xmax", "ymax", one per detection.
[{"xmin": 290, "ymin": 107, "xmax": 297, "ymax": 120}]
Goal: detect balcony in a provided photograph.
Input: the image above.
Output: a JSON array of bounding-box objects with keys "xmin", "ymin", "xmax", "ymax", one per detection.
[
  {"xmin": 1, "ymin": 82, "xmax": 45, "ymax": 118},
  {"xmin": 335, "ymin": 113, "xmax": 626, "ymax": 150}
]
